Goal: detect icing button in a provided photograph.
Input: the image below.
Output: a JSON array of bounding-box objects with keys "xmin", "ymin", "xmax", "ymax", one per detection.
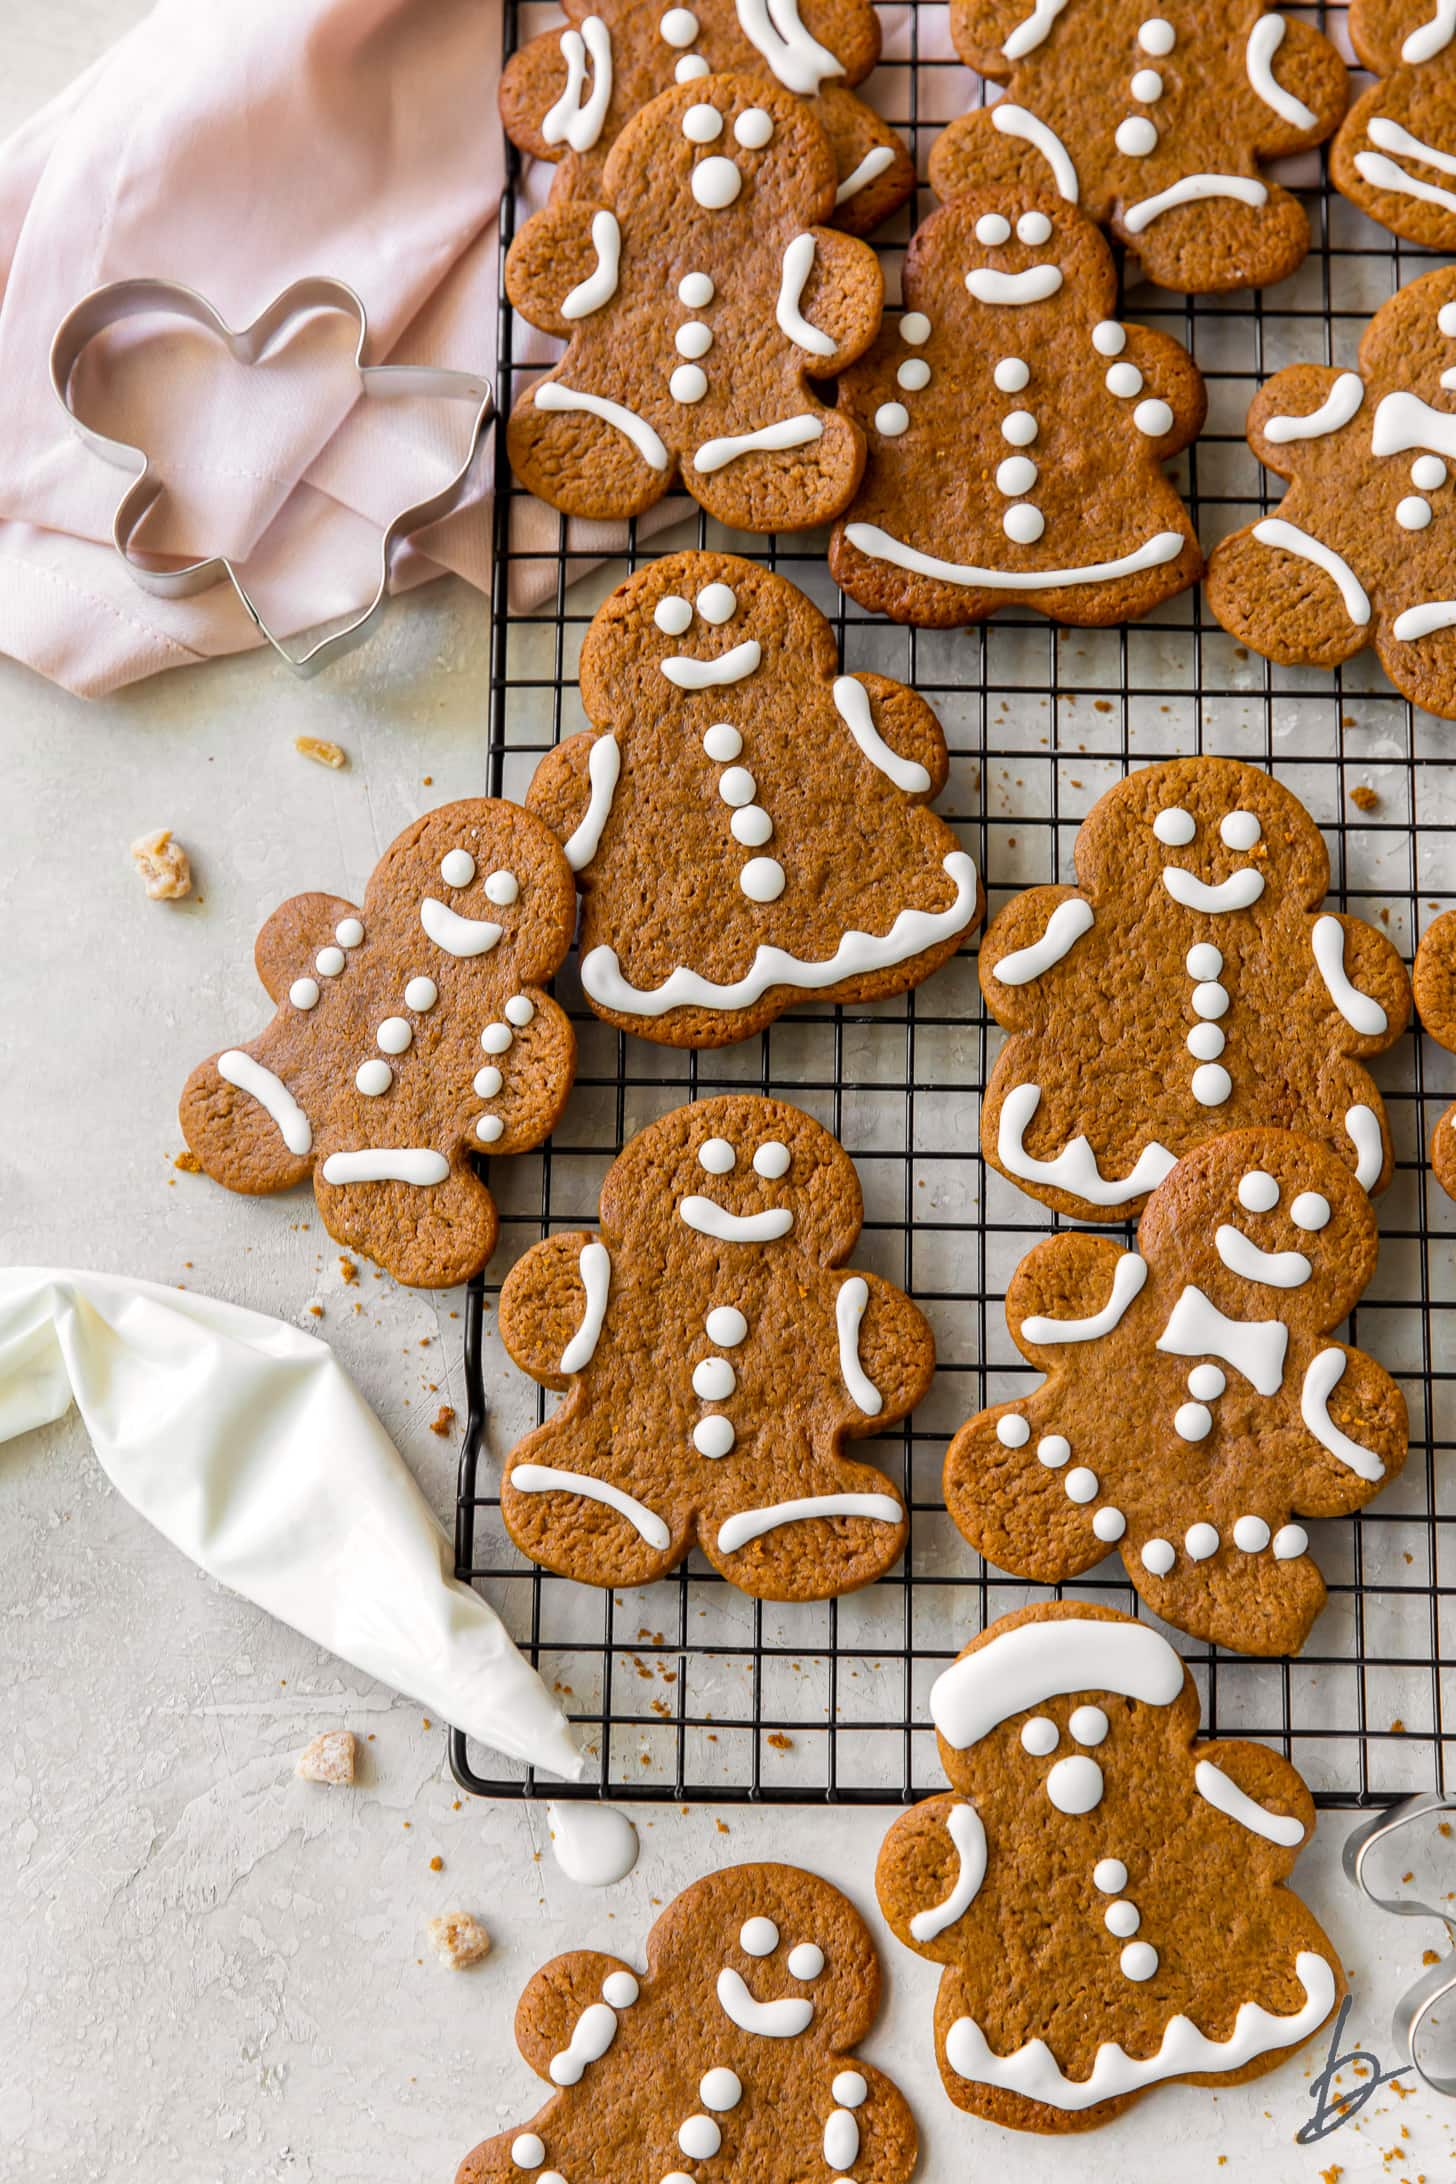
[
  {"xmin": 481, "ymin": 1023, "xmax": 514, "ymax": 1055},
  {"xmin": 474, "ymin": 1066, "xmax": 503, "ymax": 1098},
  {"xmin": 290, "ymin": 977, "xmax": 320, "ymax": 1010},
  {"xmin": 1234, "ymin": 1514, "xmax": 1272, "ymax": 1552},
  {"xmin": 405, "ymin": 976, "xmax": 438, "ymax": 1011},
  {"xmin": 671, "ymin": 364, "xmax": 708, "ymax": 404},
  {"xmin": 1273, "ymin": 1522, "xmax": 1308, "ymax": 1560},
  {"xmin": 1037, "ymin": 1434, "xmax": 1071, "ymax": 1467},
  {"xmin": 1134, "ymin": 397, "xmax": 1175, "ymax": 436},
  {"xmin": 377, "ymin": 1016, "xmax": 412, "ymax": 1055},
  {"xmin": 476, "ymin": 1114, "xmax": 505, "ymax": 1144},
  {"xmin": 1121, "ymin": 1941, "xmax": 1159, "ymax": 1981},
  {"xmin": 693, "ymin": 1415, "xmax": 736, "ymax": 1458},
  {"xmin": 899, "ymin": 311, "xmax": 931, "ymax": 344},
  {"xmin": 505, "ymin": 994, "xmax": 536, "ymax": 1027},
  {"xmin": 316, "ymin": 946, "xmax": 345, "ymax": 976},
  {"xmin": 875, "ymin": 401, "xmax": 910, "ymax": 437},
  {"xmin": 719, "ymin": 766, "xmax": 756, "ymax": 807},
  {"xmin": 1092, "ymin": 320, "xmax": 1126, "ymax": 357},
  {"xmin": 1141, "ymin": 1537, "xmax": 1175, "ymax": 1577},
  {"xmin": 511, "ymin": 2135, "xmax": 546, "ymax": 2170},
  {"xmin": 356, "ymin": 1059, "xmax": 392, "ymax": 1097},
  {"xmin": 996, "ymin": 1413, "xmax": 1031, "ymax": 1447},
  {"xmin": 1021, "ymin": 1715, "xmax": 1059, "ymax": 1756},
  {"xmin": 1092, "ymin": 1505, "xmax": 1126, "ymax": 1542},
  {"xmin": 335, "ymin": 917, "xmax": 364, "ymax": 947},
  {"xmin": 832, "ymin": 2071, "xmax": 868, "ymax": 2108},
  {"xmin": 1191, "ymin": 1062, "xmax": 1232, "ymax": 1106},
  {"xmin": 1065, "ymin": 1465, "xmax": 1099, "ymax": 1504},
  {"xmin": 1184, "ymin": 1521, "xmax": 1220, "ymax": 1562},
  {"xmin": 1094, "ymin": 1857, "xmax": 1128, "ymax": 1893},
  {"xmin": 740, "ymin": 856, "xmax": 785, "ymax": 902},
  {"xmin": 1105, "ymin": 1899, "xmax": 1140, "ymax": 1937}
]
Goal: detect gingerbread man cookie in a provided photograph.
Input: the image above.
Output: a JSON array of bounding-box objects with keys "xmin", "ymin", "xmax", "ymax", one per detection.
[
  {"xmin": 1412, "ymin": 907, "xmax": 1456, "ymax": 1200},
  {"xmin": 526, "ymin": 551, "xmax": 982, "ymax": 1045},
  {"xmin": 929, "ymin": 0, "xmax": 1347, "ymax": 293},
  {"xmin": 877, "ymin": 1602, "xmax": 1344, "ymax": 2132},
  {"xmin": 499, "ymin": 0, "xmax": 914, "ymax": 238},
  {"xmin": 506, "ymin": 74, "xmax": 883, "ymax": 529},
  {"xmin": 829, "ymin": 190, "xmax": 1205, "ymax": 629},
  {"xmin": 497, "ymin": 1095, "xmax": 934, "ymax": 1600},
  {"xmin": 979, "ymin": 756, "xmax": 1411, "ymax": 1220},
  {"xmin": 455, "ymin": 1862, "xmax": 917, "ymax": 2184},
  {"xmin": 180, "ymin": 802, "xmax": 577, "ymax": 1289},
  {"xmin": 1332, "ymin": 0, "xmax": 1456, "ymax": 250},
  {"xmin": 1206, "ymin": 265, "xmax": 1456, "ymax": 719},
  {"xmin": 944, "ymin": 1128, "xmax": 1408, "ymax": 1656}
]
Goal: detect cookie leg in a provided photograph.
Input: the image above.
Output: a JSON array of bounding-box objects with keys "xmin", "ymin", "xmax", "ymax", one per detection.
[
  {"xmin": 1378, "ymin": 613, "xmax": 1456, "ymax": 720},
  {"xmin": 943, "ymin": 1402, "xmax": 1114, "ymax": 1581},
  {"xmin": 508, "ymin": 373, "xmax": 673, "ymax": 522},
  {"xmin": 1126, "ymin": 1529, "xmax": 1328, "ymax": 1657},
  {"xmin": 1205, "ymin": 520, "xmax": 1372, "ymax": 671},
  {"xmin": 180, "ymin": 1045, "xmax": 314, "ymax": 1198},
  {"xmin": 686, "ymin": 405, "xmax": 865, "ymax": 533},
  {"xmin": 502, "ymin": 1417, "xmax": 689, "ymax": 1588},
  {"xmin": 812, "ymin": 86, "xmax": 916, "ymax": 237},
  {"xmin": 699, "ymin": 1455, "xmax": 908, "ymax": 1600},
  {"xmin": 314, "ymin": 1155, "xmax": 498, "ymax": 1289},
  {"xmin": 1117, "ymin": 181, "xmax": 1310, "ymax": 294}
]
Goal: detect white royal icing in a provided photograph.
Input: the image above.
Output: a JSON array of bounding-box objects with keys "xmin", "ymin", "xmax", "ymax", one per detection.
[
  {"xmin": 549, "ymin": 1999, "xmax": 618, "ymax": 2085},
  {"xmin": 716, "ymin": 1966, "xmax": 814, "ymax": 2036},
  {"xmin": 1302, "ymin": 1348, "xmax": 1386, "ymax": 1480},
  {"xmin": 562, "ymin": 211, "xmax": 621, "ymax": 319},
  {"xmin": 991, "ymin": 105, "xmax": 1079, "ymax": 199},
  {"xmin": 580, "ymin": 851, "xmax": 979, "ymax": 1016},
  {"xmin": 835, "ymin": 145, "xmax": 895, "ymax": 205},
  {"xmin": 909, "ymin": 1801, "xmax": 988, "ymax": 1941},
  {"xmin": 662, "ymin": 639, "xmax": 762, "ymax": 689},
  {"xmin": 1123, "ymin": 175, "xmax": 1269, "ymax": 233},
  {"xmin": 564, "ymin": 734, "xmax": 621, "ymax": 872},
  {"xmin": 929, "ymin": 1617, "xmax": 1183, "ymax": 1750},
  {"xmin": 511, "ymin": 1463, "xmax": 671, "ymax": 1549},
  {"xmin": 1161, "ymin": 865, "xmax": 1265, "ymax": 913},
  {"xmin": 823, "ymin": 2110, "xmax": 859, "ymax": 2171},
  {"xmin": 832, "ymin": 675, "xmax": 932, "ymax": 794},
  {"xmin": 1245, "ymin": 15, "xmax": 1319, "ymax": 130},
  {"xmin": 534, "ymin": 379, "xmax": 668, "ymax": 470},
  {"xmin": 679, "ymin": 1195, "xmax": 794, "ymax": 1243},
  {"xmin": 217, "ymin": 1050, "xmax": 312, "ymax": 1156},
  {"xmin": 1404, "ymin": 0, "xmax": 1456, "ymax": 59},
  {"xmin": 421, "ymin": 897, "xmax": 503, "ymax": 957},
  {"xmin": 717, "ymin": 1493, "xmax": 903, "ymax": 1554},
  {"xmin": 997, "ymin": 1081, "xmax": 1177, "ymax": 1206},
  {"xmin": 966, "ymin": 264, "xmax": 1064, "ymax": 305},
  {"xmin": 321, "ymin": 1148, "xmax": 450, "ymax": 1186},
  {"xmin": 700, "ymin": 2067, "xmax": 742, "ymax": 2109},
  {"xmin": 1021, "ymin": 1251, "xmax": 1148, "ymax": 1344},
  {"xmin": 1373, "ymin": 387, "xmax": 1456, "ymax": 462},
  {"xmin": 945, "ymin": 1953, "xmax": 1336, "ymax": 2110},
  {"xmin": 1253, "ymin": 517, "xmax": 1371, "ymax": 625},
  {"xmin": 845, "ymin": 523, "xmax": 1186, "ymax": 592},
  {"xmin": 1003, "ymin": 0, "xmax": 1068, "ymax": 59},
  {"xmin": 776, "ymin": 234, "xmax": 835, "ymax": 357},
  {"xmin": 694, "ymin": 416, "xmax": 824, "ymax": 474},
  {"xmin": 733, "ymin": 0, "xmax": 843, "ymax": 92},
  {"xmin": 1264, "ymin": 371, "xmax": 1364, "ymax": 445},
  {"xmin": 1355, "ymin": 141, "xmax": 1456, "ymax": 216},
  {"xmin": 1312, "ymin": 915, "xmax": 1387, "ymax": 1035},
  {"xmin": 993, "ymin": 897, "xmax": 1094, "ymax": 985},
  {"xmin": 542, "ymin": 15, "xmax": 613, "ymax": 152},
  {"xmin": 1194, "ymin": 1759, "xmax": 1305, "ymax": 1846},
  {"xmin": 560, "ymin": 1240, "xmax": 611, "ymax": 1372},
  {"xmin": 1155, "ymin": 1284, "xmax": 1288, "ymax": 1396},
  {"xmin": 835, "ymin": 1276, "xmax": 882, "ymax": 1414},
  {"xmin": 1214, "ymin": 1224, "xmax": 1311, "ymax": 1288},
  {"xmin": 1346, "ymin": 1102, "xmax": 1383, "ymax": 1191},
  {"xmin": 1393, "ymin": 599, "xmax": 1456, "ymax": 641}
]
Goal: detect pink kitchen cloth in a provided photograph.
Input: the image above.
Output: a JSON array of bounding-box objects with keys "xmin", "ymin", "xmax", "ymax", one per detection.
[{"xmin": 0, "ymin": 0, "xmax": 515, "ymax": 698}]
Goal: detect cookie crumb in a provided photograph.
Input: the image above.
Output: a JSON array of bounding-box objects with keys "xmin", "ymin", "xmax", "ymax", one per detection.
[
  {"xmin": 430, "ymin": 1855, "xmax": 445, "ymax": 1873},
  {"xmin": 1349, "ymin": 784, "xmax": 1380, "ymax": 812},
  {"xmin": 428, "ymin": 1911, "xmax": 491, "ymax": 1969},
  {"xmin": 1423, "ymin": 1948, "xmax": 1441, "ymax": 1965},
  {"xmin": 429, "ymin": 1406, "xmax": 456, "ymax": 1437},
  {"xmin": 766, "ymin": 1732, "xmax": 794, "ymax": 1752},
  {"xmin": 295, "ymin": 735, "xmax": 348, "ymax": 770},
  {"xmin": 173, "ymin": 1150, "xmax": 202, "ymax": 1174},
  {"xmin": 339, "ymin": 1256, "xmax": 357, "ymax": 1285},
  {"xmin": 295, "ymin": 1730, "xmax": 356, "ymax": 1785},
  {"xmin": 130, "ymin": 828, "xmax": 192, "ymax": 900}
]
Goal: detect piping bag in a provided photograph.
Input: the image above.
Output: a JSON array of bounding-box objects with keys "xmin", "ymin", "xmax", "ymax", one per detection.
[{"xmin": 0, "ymin": 1267, "xmax": 586, "ymax": 1782}]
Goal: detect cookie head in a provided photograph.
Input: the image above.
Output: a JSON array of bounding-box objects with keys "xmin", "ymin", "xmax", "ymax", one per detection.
[
  {"xmin": 579, "ymin": 551, "xmax": 839, "ymax": 715},
  {"xmin": 598, "ymin": 1095, "xmax": 863, "ymax": 1262},
  {"xmin": 917, "ymin": 190, "xmax": 1113, "ymax": 327},
  {"xmin": 1078, "ymin": 759, "xmax": 1329, "ymax": 917},
  {"xmin": 651, "ymin": 1862, "xmax": 880, "ymax": 2050},
  {"xmin": 369, "ymin": 801, "xmax": 579, "ymax": 986},
  {"xmin": 603, "ymin": 73, "xmax": 836, "ymax": 225}
]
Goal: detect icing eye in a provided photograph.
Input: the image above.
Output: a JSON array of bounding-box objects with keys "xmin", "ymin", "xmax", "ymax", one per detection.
[
  {"xmin": 683, "ymin": 102, "xmax": 723, "ymax": 143},
  {"xmin": 484, "ymin": 868, "xmax": 519, "ymax": 906},
  {"xmin": 1291, "ymin": 1191, "xmax": 1331, "ymax": 1231},
  {"xmin": 440, "ymin": 848, "xmax": 476, "ymax": 887},
  {"xmin": 1016, "ymin": 210, "xmax": 1052, "ymax": 244},
  {"xmin": 1020, "ymin": 1716, "xmax": 1058, "ymax": 1756},
  {"xmin": 899, "ymin": 311, "xmax": 931, "ymax": 344},
  {"xmin": 678, "ymin": 271, "xmax": 714, "ymax": 307},
  {"xmin": 1412, "ymin": 455, "xmax": 1447, "ymax": 490},
  {"xmin": 336, "ymin": 917, "xmax": 364, "ymax": 948},
  {"xmin": 692, "ymin": 156, "xmax": 742, "ymax": 209},
  {"xmin": 660, "ymin": 5, "xmax": 698, "ymax": 42},
  {"xmin": 1093, "ymin": 1857, "xmax": 1128, "ymax": 1893},
  {"xmin": 1046, "ymin": 1754, "xmax": 1103, "ymax": 1814},
  {"xmin": 833, "ymin": 2071, "xmax": 868, "ymax": 2107},
  {"xmin": 602, "ymin": 1970, "xmax": 639, "ymax": 2007},
  {"xmin": 1237, "ymin": 1169, "xmax": 1279, "ymax": 1212},
  {"xmin": 699, "ymin": 1137, "xmax": 736, "ymax": 1174},
  {"xmin": 753, "ymin": 1139, "xmax": 790, "ymax": 1178},
  {"xmin": 1069, "ymin": 1705, "xmax": 1108, "ymax": 1747},
  {"xmin": 787, "ymin": 1942, "xmax": 824, "ymax": 1979},
  {"xmin": 975, "ymin": 212, "xmax": 1011, "ymax": 245},
  {"xmin": 1220, "ymin": 809, "xmax": 1262, "ymax": 851},
  {"xmin": 405, "ymin": 976, "xmax": 438, "ymax": 1011},
  {"xmin": 696, "ymin": 582, "xmax": 737, "ymax": 624},
  {"xmin": 734, "ymin": 108, "xmax": 773, "ymax": 148},
  {"xmin": 739, "ymin": 1916, "xmax": 778, "ymax": 1955},
  {"xmin": 654, "ymin": 594, "xmax": 693, "ymax": 635},
  {"xmin": 1152, "ymin": 806, "xmax": 1195, "ymax": 845}
]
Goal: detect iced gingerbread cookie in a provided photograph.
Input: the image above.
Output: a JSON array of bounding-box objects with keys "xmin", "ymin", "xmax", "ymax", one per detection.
[
  {"xmin": 944, "ymin": 1128, "xmax": 1408, "ymax": 1656},
  {"xmin": 877, "ymin": 1602, "xmax": 1343, "ymax": 2132},
  {"xmin": 497, "ymin": 1095, "xmax": 933, "ymax": 1599},
  {"xmin": 1412, "ymin": 907, "xmax": 1456, "ymax": 1199},
  {"xmin": 1206, "ymin": 265, "xmax": 1456, "ymax": 719},
  {"xmin": 929, "ymin": 0, "xmax": 1346, "ymax": 293},
  {"xmin": 499, "ymin": 0, "xmax": 914, "ymax": 238},
  {"xmin": 829, "ymin": 190, "xmax": 1205, "ymax": 629},
  {"xmin": 526, "ymin": 551, "xmax": 982, "ymax": 1045},
  {"xmin": 455, "ymin": 1862, "xmax": 917, "ymax": 2184},
  {"xmin": 979, "ymin": 756, "xmax": 1411, "ymax": 1220},
  {"xmin": 1332, "ymin": 0, "xmax": 1456, "ymax": 250},
  {"xmin": 506, "ymin": 74, "xmax": 883, "ymax": 529},
  {"xmin": 180, "ymin": 802, "xmax": 577, "ymax": 1289}
]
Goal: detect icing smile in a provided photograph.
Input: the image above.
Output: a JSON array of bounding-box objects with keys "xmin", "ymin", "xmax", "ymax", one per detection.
[
  {"xmin": 661, "ymin": 638, "xmax": 764, "ymax": 688},
  {"xmin": 1161, "ymin": 867, "xmax": 1265, "ymax": 913},
  {"xmin": 965, "ymin": 262, "xmax": 1064, "ymax": 304},
  {"xmin": 716, "ymin": 1966, "xmax": 815, "ymax": 2037},
  {"xmin": 679, "ymin": 1194, "xmax": 794, "ymax": 1241},
  {"xmin": 420, "ymin": 897, "xmax": 504, "ymax": 955}
]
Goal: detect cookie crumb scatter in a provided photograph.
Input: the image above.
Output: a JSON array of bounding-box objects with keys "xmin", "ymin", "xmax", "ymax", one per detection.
[
  {"xmin": 295, "ymin": 1730, "xmax": 356, "ymax": 1785},
  {"xmin": 429, "ymin": 1406, "xmax": 456, "ymax": 1437},
  {"xmin": 1350, "ymin": 785, "xmax": 1380, "ymax": 812},
  {"xmin": 427, "ymin": 1911, "xmax": 491, "ymax": 1969},
  {"xmin": 295, "ymin": 735, "xmax": 348, "ymax": 769},
  {"xmin": 173, "ymin": 1150, "xmax": 202, "ymax": 1174},
  {"xmin": 130, "ymin": 828, "xmax": 192, "ymax": 900}
]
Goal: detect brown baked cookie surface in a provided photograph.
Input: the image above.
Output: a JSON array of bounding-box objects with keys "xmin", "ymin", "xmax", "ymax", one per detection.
[
  {"xmin": 1332, "ymin": 0, "xmax": 1456, "ymax": 249},
  {"xmin": 497, "ymin": 1095, "xmax": 933, "ymax": 1600},
  {"xmin": 499, "ymin": 0, "xmax": 914, "ymax": 238},
  {"xmin": 1412, "ymin": 906, "xmax": 1456, "ymax": 1199},
  {"xmin": 876, "ymin": 1602, "xmax": 1345, "ymax": 2133},
  {"xmin": 506, "ymin": 74, "xmax": 883, "ymax": 530},
  {"xmin": 829, "ymin": 190, "xmax": 1205, "ymax": 629},
  {"xmin": 930, "ymin": 0, "xmax": 1346, "ymax": 293},
  {"xmin": 980, "ymin": 756, "xmax": 1411, "ymax": 1220},
  {"xmin": 525, "ymin": 551, "xmax": 981, "ymax": 1046},
  {"xmin": 944, "ymin": 1128, "xmax": 1408, "ymax": 1656},
  {"xmin": 1206, "ymin": 265, "xmax": 1456, "ymax": 717},
  {"xmin": 179, "ymin": 802, "xmax": 577, "ymax": 1289},
  {"xmin": 455, "ymin": 1862, "xmax": 917, "ymax": 2184}
]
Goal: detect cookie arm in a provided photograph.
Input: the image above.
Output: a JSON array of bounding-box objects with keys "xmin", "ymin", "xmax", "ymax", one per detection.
[
  {"xmin": 526, "ymin": 732, "xmax": 598, "ymax": 866},
  {"xmin": 822, "ymin": 2059, "xmax": 917, "ymax": 2184},
  {"xmin": 837, "ymin": 1271, "xmax": 936, "ymax": 1428},
  {"xmin": 484, "ymin": 993, "xmax": 577, "ymax": 1157},
  {"xmin": 1414, "ymin": 906, "xmax": 1456, "ymax": 1051},
  {"xmin": 1307, "ymin": 912, "xmax": 1412, "ymax": 1053},
  {"xmin": 1003, "ymin": 1233, "xmax": 1145, "ymax": 1367},
  {"xmin": 498, "ymin": 26, "xmax": 575, "ymax": 165},
  {"xmin": 1188, "ymin": 1737, "xmax": 1316, "ymax": 1878},
  {"xmin": 977, "ymin": 885, "xmax": 1094, "ymax": 1030},
  {"xmin": 498, "ymin": 1231, "xmax": 602, "ymax": 1388},
  {"xmin": 254, "ymin": 892, "xmax": 359, "ymax": 1004},
  {"xmin": 1287, "ymin": 1340, "xmax": 1408, "ymax": 1517},
  {"xmin": 504, "ymin": 199, "xmax": 616, "ymax": 339},
  {"xmin": 944, "ymin": 0, "xmax": 1022, "ymax": 78},
  {"xmin": 788, "ymin": 228, "xmax": 885, "ymax": 375},
  {"xmin": 1240, "ymin": 13, "xmax": 1348, "ymax": 156},
  {"xmin": 1244, "ymin": 363, "xmax": 1361, "ymax": 483},
  {"xmin": 835, "ymin": 673, "xmax": 949, "ymax": 799},
  {"xmin": 511, "ymin": 1950, "xmax": 640, "ymax": 2084},
  {"xmin": 875, "ymin": 1793, "xmax": 992, "ymax": 1966},
  {"xmin": 1116, "ymin": 326, "xmax": 1208, "ymax": 460}
]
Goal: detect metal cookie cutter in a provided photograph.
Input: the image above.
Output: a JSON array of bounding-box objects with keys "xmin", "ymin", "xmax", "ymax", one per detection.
[
  {"xmin": 1345, "ymin": 1791, "xmax": 1456, "ymax": 2096},
  {"xmin": 49, "ymin": 276, "xmax": 493, "ymax": 679}
]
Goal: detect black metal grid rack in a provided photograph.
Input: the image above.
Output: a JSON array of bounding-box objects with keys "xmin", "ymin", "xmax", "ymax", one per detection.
[{"xmin": 452, "ymin": 0, "xmax": 1456, "ymax": 1807}]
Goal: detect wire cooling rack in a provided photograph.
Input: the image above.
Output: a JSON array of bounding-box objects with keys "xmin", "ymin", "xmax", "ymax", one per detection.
[{"xmin": 451, "ymin": 0, "xmax": 1456, "ymax": 1807}]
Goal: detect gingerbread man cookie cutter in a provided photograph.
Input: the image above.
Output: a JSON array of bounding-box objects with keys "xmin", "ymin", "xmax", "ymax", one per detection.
[
  {"xmin": 1344, "ymin": 1791, "xmax": 1456, "ymax": 2096},
  {"xmin": 49, "ymin": 276, "xmax": 494, "ymax": 679}
]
